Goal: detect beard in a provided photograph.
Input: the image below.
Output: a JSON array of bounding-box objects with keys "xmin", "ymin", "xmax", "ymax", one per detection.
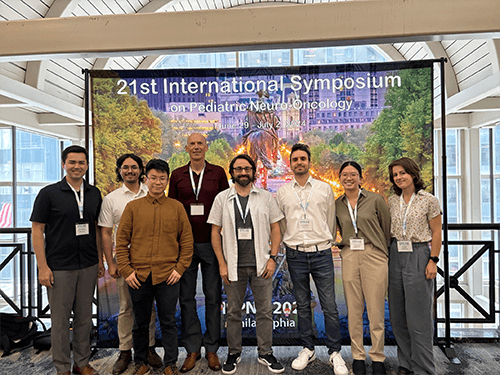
[{"xmin": 234, "ymin": 175, "xmax": 253, "ymax": 187}]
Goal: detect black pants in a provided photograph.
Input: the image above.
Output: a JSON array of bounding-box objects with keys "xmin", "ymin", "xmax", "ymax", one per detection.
[
  {"xmin": 179, "ymin": 242, "xmax": 222, "ymax": 353},
  {"xmin": 129, "ymin": 274, "xmax": 180, "ymax": 366}
]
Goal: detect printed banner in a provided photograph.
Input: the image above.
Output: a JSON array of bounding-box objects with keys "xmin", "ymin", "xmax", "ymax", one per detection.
[{"xmin": 92, "ymin": 61, "xmax": 434, "ymax": 347}]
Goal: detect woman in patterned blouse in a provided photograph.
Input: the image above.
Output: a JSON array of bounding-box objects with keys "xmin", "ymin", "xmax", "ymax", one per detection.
[{"xmin": 387, "ymin": 157, "xmax": 442, "ymax": 375}]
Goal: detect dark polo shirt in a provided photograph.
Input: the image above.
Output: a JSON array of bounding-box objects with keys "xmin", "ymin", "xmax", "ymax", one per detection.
[
  {"xmin": 30, "ymin": 177, "xmax": 102, "ymax": 271},
  {"xmin": 168, "ymin": 161, "xmax": 229, "ymax": 243}
]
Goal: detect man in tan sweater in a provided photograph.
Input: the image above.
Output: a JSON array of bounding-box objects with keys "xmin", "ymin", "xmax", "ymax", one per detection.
[{"xmin": 116, "ymin": 158, "xmax": 193, "ymax": 375}]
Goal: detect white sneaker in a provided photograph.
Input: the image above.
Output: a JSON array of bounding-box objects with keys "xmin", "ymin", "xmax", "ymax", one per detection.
[
  {"xmin": 329, "ymin": 351, "xmax": 348, "ymax": 375},
  {"xmin": 291, "ymin": 347, "xmax": 316, "ymax": 371}
]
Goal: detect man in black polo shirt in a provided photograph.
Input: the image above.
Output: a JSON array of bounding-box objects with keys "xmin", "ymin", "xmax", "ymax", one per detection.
[
  {"xmin": 168, "ymin": 133, "xmax": 229, "ymax": 373},
  {"xmin": 31, "ymin": 145, "xmax": 103, "ymax": 375}
]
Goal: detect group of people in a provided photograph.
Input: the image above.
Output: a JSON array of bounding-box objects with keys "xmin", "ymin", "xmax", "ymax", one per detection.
[{"xmin": 30, "ymin": 134, "xmax": 441, "ymax": 375}]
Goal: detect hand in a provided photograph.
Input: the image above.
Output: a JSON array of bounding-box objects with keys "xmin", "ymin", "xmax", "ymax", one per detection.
[
  {"xmin": 261, "ymin": 258, "xmax": 276, "ymax": 279},
  {"xmin": 166, "ymin": 270, "xmax": 181, "ymax": 285},
  {"xmin": 125, "ymin": 271, "xmax": 141, "ymax": 289},
  {"xmin": 98, "ymin": 259, "xmax": 105, "ymax": 278},
  {"xmin": 219, "ymin": 262, "xmax": 230, "ymax": 285},
  {"xmin": 38, "ymin": 265, "xmax": 54, "ymax": 288},
  {"xmin": 107, "ymin": 261, "xmax": 119, "ymax": 279},
  {"xmin": 425, "ymin": 260, "xmax": 438, "ymax": 280}
]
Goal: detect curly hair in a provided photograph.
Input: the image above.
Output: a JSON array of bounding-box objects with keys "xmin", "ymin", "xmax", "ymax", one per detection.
[{"xmin": 115, "ymin": 154, "xmax": 146, "ymax": 183}]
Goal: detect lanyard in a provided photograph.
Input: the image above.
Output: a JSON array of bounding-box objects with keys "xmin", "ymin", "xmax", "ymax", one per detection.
[
  {"xmin": 293, "ymin": 181, "xmax": 314, "ymax": 219},
  {"xmin": 69, "ymin": 182, "xmax": 84, "ymax": 220},
  {"xmin": 235, "ymin": 194, "xmax": 250, "ymax": 224},
  {"xmin": 189, "ymin": 164, "xmax": 205, "ymax": 201},
  {"xmin": 347, "ymin": 189, "xmax": 362, "ymax": 236},
  {"xmin": 400, "ymin": 193, "xmax": 416, "ymax": 239}
]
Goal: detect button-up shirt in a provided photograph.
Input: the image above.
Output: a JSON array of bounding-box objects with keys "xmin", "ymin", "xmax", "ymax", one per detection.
[
  {"xmin": 98, "ymin": 182, "xmax": 148, "ymax": 243},
  {"xmin": 116, "ymin": 193, "xmax": 193, "ymax": 285},
  {"xmin": 276, "ymin": 175, "xmax": 336, "ymax": 248},
  {"xmin": 207, "ymin": 184, "xmax": 284, "ymax": 282},
  {"xmin": 168, "ymin": 161, "xmax": 229, "ymax": 243},
  {"xmin": 336, "ymin": 189, "xmax": 391, "ymax": 255},
  {"xmin": 388, "ymin": 189, "xmax": 441, "ymax": 243}
]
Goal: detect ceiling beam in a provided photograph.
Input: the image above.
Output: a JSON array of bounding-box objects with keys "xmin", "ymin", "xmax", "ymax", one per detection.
[
  {"xmin": 423, "ymin": 41, "xmax": 459, "ymax": 98},
  {"xmin": 1, "ymin": 0, "xmax": 499, "ymax": 62},
  {"xmin": 0, "ymin": 74, "xmax": 85, "ymax": 123},
  {"xmin": 459, "ymin": 97, "xmax": 500, "ymax": 112}
]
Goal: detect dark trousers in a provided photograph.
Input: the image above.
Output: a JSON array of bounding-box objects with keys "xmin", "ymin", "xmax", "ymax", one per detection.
[
  {"xmin": 129, "ymin": 274, "xmax": 179, "ymax": 366},
  {"xmin": 179, "ymin": 242, "xmax": 222, "ymax": 353},
  {"xmin": 286, "ymin": 247, "xmax": 342, "ymax": 354}
]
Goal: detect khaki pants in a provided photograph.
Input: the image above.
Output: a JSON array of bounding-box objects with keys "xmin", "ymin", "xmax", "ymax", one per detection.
[
  {"xmin": 116, "ymin": 275, "xmax": 156, "ymax": 350},
  {"xmin": 341, "ymin": 243, "xmax": 388, "ymax": 362}
]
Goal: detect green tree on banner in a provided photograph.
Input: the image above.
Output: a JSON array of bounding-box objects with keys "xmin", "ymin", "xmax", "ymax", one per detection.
[
  {"xmin": 362, "ymin": 67, "xmax": 433, "ymax": 196},
  {"xmin": 93, "ymin": 78, "xmax": 162, "ymax": 195}
]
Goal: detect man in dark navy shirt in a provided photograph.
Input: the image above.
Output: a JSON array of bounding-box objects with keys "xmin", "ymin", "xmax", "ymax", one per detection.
[
  {"xmin": 31, "ymin": 145, "xmax": 103, "ymax": 375},
  {"xmin": 168, "ymin": 133, "xmax": 229, "ymax": 373}
]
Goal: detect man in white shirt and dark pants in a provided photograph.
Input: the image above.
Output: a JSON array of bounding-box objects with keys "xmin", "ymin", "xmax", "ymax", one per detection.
[
  {"xmin": 276, "ymin": 143, "xmax": 347, "ymax": 375},
  {"xmin": 208, "ymin": 154, "xmax": 284, "ymax": 375}
]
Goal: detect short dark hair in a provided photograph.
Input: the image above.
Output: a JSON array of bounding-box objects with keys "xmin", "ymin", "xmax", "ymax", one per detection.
[
  {"xmin": 229, "ymin": 154, "xmax": 257, "ymax": 183},
  {"xmin": 145, "ymin": 158, "xmax": 170, "ymax": 177},
  {"xmin": 388, "ymin": 157, "xmax": 425, "ymax": 196},
  {"xmin": 62, "ymin": 145, "xmax": 88, "ymax": 163},
  {"xmin": 339, "ymin": 161, "xmax": 363, "ymax": 179},
  {"xmin": 115, "ymin": 154, "xmax": 145, "ymax": 183},
  {"xmin": 290, "ymin": 143, "xmax": 311, "ymax": 162}
]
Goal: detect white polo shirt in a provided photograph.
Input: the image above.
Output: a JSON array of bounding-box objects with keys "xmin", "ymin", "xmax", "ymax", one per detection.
[
  {"xmin": 98, "ymin": 183, "xmax": 148, "ymax": 243},
  {"xmin": 207, "ymin": 184, "xmax": 284, "ymax": 282}
]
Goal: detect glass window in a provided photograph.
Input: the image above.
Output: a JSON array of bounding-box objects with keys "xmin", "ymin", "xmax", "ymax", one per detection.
[
  {"xmin": 156, "ymin": 52, "xmax": 237, "ymax": 69},
  {"xmin": 447, "ymin": 179, "xmax": 461, "ymax": 223},
  {"xmin": 0, "ymin": 186, "xmax": 13, "ymax": 229},
  {"xmin": 16, "ymin": 130, "xmax": 59, "ymax": 183},
  {"xmin": 480, "ymin": 128, "xmax": 490, "ymax": 174},
  {"xmin": 481, "ymin": 178, "xmax": 491, "ymax": 222},
  {"xmin": 239, "ymin": 49, "xmax": 290, "ymax": 67},
  {"xmin": 446, "ymin": 129, "xmax": 459, "ymax": 175},
  {"xmin": 0, "ymin": 128, "xmax": 12, "ymax": 182}
]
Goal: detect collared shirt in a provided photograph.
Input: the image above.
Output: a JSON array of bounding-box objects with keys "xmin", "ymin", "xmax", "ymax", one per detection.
[
  {"xmin": 335, "ymin": 189, "xmax": 391, "ymax": 255},
  {"xmin": 116, "ymin": 193, "xmax": 194, "ymax": 285},
  {"xmin": 98, "ymin": 182, "xmax": 148, "ymax": 243},
  {"xmin": 276, "ymin": 175, "xmax": 336, "ymax": 248},
  {"xmin": 207, "ymin": 184, "xmax": 284, "ymax": 282},
  {"xmin": 388, "ymin": 190, "xmax": 441, "ymax": 243},
  {"xmin": 30, "ymin": 177, "xmax": 102, "ymax": 271},
  {"xmin": 168, "ymin": 161, "xmax": 229, "ymax": 243}
]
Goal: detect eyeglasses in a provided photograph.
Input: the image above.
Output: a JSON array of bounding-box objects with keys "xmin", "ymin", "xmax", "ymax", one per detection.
[
  {"xmin": 121, "ymin": 165, "xmax": 139, "ymax": 171},
  {"xmin": 148, "ymin": 176, "xmax": 167, "ymax": 183},
  {"xmin": 340, "ymin": 173, "xmax": 360, "ymax": 179},
  {"xmin": 233, "ymin": 167, "xmax": 253, "ymax": 173}
]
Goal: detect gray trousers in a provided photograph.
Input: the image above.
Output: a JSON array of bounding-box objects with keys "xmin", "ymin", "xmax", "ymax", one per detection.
[
  {"xmin": 224, "ymin": 266, "xmax": 273, "ymax": 356},
  {"xmin": 47, "ymin": 264, "xmax": 98, "ymax": 373},
  {"xmin": 388, "ymin": 240, "xmax": 435, "ymax": 375}
]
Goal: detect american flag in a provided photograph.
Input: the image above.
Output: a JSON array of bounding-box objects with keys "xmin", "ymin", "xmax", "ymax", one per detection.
[{"xmin": 0, "ymin": 203, "xmax": 13, "ymax": 228}]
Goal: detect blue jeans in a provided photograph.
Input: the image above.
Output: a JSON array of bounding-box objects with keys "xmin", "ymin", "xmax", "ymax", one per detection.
[{"xmin": 286, "ymin": 246, "xmax": 342, "ymax": 354}]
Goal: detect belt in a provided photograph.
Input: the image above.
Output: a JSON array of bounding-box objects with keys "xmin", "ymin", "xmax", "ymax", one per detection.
[{"xmin": 288, "ymin": 241, "xmax": 331, "ymax": 253}]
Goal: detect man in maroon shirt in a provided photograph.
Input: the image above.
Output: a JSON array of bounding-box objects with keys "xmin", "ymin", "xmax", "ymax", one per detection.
[{"xmin": 168, "ymin": 133, "xmax": 229, "ymax": 373}]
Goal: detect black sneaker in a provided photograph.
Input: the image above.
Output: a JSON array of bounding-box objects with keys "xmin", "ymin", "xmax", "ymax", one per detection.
[
  {"xmin": 258, "ymin": 353, "xmax": 285, "ymax": 374},
  {"xmin": 372, "ymin": 361, "xmax": 386, "ymax": 375},
  {"xmin": 222, "ymin": 353, "xmax": 241, "ymax": 375},
  {"xmin": 352, "ymin": 359, "xmax": 366, "ymax": 375}
]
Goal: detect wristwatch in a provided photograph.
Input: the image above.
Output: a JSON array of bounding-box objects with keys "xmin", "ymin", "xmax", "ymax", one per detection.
[
  {"xmin": 269, "ymin": 255, "xmax": 277, "ymax": 262},
  {"xmin": 429, "ymin": 256, "xmax": 439, "ymax": 263}
]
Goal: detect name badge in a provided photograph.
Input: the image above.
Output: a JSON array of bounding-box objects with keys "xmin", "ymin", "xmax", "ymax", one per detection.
[
  {"xmin": 238, "ymin": 228, "xmax": 252, "ymax": 240},
  {"xmin": 76, "ymin": 223, "xmax": 89, "ymax": 236},
  {"xmin": 350, "ymin": 238, "xmax": 365, "ymax": 250},
  {"xmin": 397, "ymin": 240, "xmax": 413, "ymax": 252},
  {"xmin": 190, "ymin": 203, "xmax": 204, "ymax": 216},
  {"xmin": 299, "ymin": 219, "xmax": 312, "ymax": 231}
]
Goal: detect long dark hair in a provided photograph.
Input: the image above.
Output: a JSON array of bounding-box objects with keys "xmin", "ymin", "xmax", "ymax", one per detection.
[
  {"xmin": 339, "ymin": 161, "xmax": 363, "ymax": 178},
  {"xmin": 389, "ymin": 157, "xmax": 425, "ymax": 196},
  {"xmin": 115, "ymin": 154, "xmax": 146, "ymax": 183}
]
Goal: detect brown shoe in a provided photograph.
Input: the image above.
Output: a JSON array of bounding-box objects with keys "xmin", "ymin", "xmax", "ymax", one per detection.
[
  {"xmin": 112, "ymin": 350, "xmax": 132, "ymax": 374},
  {"xmin": 164, "ymin": 365, "xmax": 180, "ymax": 375},
  {"xmin": 133, "ymin": 363, "xmax": 150, "ymax": 375},
  {"xmin": 206, "ymin": 352, "xmax": 221, "ymax": 371},
  {"xmin": 148, "ymin": 347, "xmax": 163, "ymax": 368},
  {"xmin": 72, "ymin": 364, "xmax": 99, "ymax": 375},
  {"xmin": 180, "ymin": 352, "xmax": 201, "ymax": 373}
]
